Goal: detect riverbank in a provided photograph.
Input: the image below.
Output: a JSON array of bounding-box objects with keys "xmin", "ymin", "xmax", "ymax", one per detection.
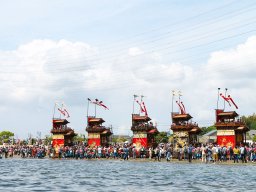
[{"xmin": 2, "ymin": 155, "xmax": 256, "ymax": 166}]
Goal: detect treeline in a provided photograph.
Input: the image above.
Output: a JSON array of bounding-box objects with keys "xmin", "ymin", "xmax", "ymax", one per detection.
[{"xmin": 241, "ymin": 113, "xmax": 256, "ymax": 130}]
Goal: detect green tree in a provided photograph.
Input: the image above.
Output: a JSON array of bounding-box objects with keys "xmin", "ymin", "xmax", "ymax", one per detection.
[
  {"xmin": 155, "ymin": 131, "xmax": 169, "ymax": 144},
  {"xmin": 44, "ymin": 135, "xmax": 52, "ymax": 145},
  {"xmin": 112, "ymin": 136, "xmax": 127, "ymax": 143},
  {"xmin": 0, "ymin": 131, "xmax": 14, "ymax": 144},
  {"xmin": 253, "ymin": 135, "xmax": 256, "ymax": 142},
  {"xmin": 73, "ymin": 134, "xmax": 86, "ymax": 144},
  {"xmin": 241, "ymin": 113, "xmax": 256, "ymax": 130},
  {"xmin": 199, "ymin": 126, "xmax": 216, "ymax": 136}
]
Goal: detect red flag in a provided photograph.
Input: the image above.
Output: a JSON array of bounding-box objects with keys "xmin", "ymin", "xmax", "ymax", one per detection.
[
  {"xmin": 228, "ymin": 95, "xmax": 238, "ymax": 109},
  {"xmin": 220, "ymin": 93, "xmax": 238, "ymax": 109},
  {"xmin": 136, "ymin": 100, "xmax": 145, "ymax": 113},
  {"xmin": 58, "ymin": 108, "xmax": 66, "ymax": 116},
  {"xmin": 176, "ymin": 101, "xmax": 185, "ymax": 114},
  {"xmin": 64, "ymin": 109, "xmax": 70, "ymax": 118},
  {"xmin": 220, "ymin": 93, "xmax": 231, "ymax": 106},
  {"xmin": 181, "ymin": 102, "xmax": 186, "ymax": 114},
  {"xmin": 142, "ymin": 101, "xmax": 148, "ymax": 116},
  {"xmin": 99, "ymin": 101, "xmax": 109, "ymax": 110}
]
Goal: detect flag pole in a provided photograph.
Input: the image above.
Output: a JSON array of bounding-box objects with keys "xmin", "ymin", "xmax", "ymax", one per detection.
[
  {"xmin": 94, "ymin": 100, "xmax": 97, "ymax": 117},
  {"xmin": 217, "ymin": 88, "xmax": 220, "ymax": 109},
  {"xmin": 171, "ymin": 90, "xmax": 175, "ymax": 116},
  {"xmin": 87, "ymin": 98, "xmax": 90, "ymax": 125},
  {"xmin": 178, "ymin": 90, "xmax": 182, "ymax": 104},
  {"xmin": 224, "ymin": 88, "xmax": 228, "ymax": 110},
  {"xmin": 141, "ymin": 95, "xmax": 145, "ymax": 115},
  {"xmin": 53, "ymin": 103, "xmax": 57, "ymax": 119},
  {"xmin": 60, "ymin": 103, "xmax": 64, "ymax": 119},
  {"xmin": 132, "ymin": 95, "xmax": 136, "ymax": 114}
]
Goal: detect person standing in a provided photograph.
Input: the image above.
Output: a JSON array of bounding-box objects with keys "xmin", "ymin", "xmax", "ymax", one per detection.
[
  {"xmin": 201, "ymin": 145, "xmax": 206, "ymax": 163},
  {"xmin": 240, "ymin": 145, "xmax": 246, "ymax": 163},
  {"xmin": 188, "ymin": 144, "xmax": 193, "ymax": 163},
  {"xmin": 123, "ymin": 147, "xmax": 129, "ymax": 160},
  {"xmin": 178, "ymin": 145, "xmax": 182, "ymax": 161},
  {"xmin": 97, "ymin": 146, "xmax": 102, "ymax": 159},
  {"xmin": 166, "ymin": 146, "xmax": 171, "ymax": 161},
  {"xmin": 212, "ymin": 145, "xmax": 217, "ymax": 162},
  {"xmin": 132, "ymin": 146, "xmax": 136, "ymax": 159},
  {"xmin": 233, "ymin": 146, "xmax": 239, "ymax": 163},
  {"xmin": 149, "ymin": 147, "xmax": 152, "ymax": 160},
  {"xmin": 183, "ymin": 145, "xmax": 188, "ymax": 160}
]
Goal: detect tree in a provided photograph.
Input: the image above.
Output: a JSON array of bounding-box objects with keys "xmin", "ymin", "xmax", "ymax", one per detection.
[
  {"xmin": 253, "ymin": 135, "xmax": 256, "ymax": 142},
  {"xmin": 112, "ymin": 136, "xmax": 127, "ymax": 143},
  {"xmin": 43, "ymin": 135, "xmax": 52, "ymax": 145},
  {"xmin": 0, "ymin": 131, "xmax": 14, "ymax": 144},
  {"xmin": 241, "ymin": 113, "xmax": 256, "ymax": 130},
  {"xmin": 73, "ymin": 134, "xmax": 86, "ymax": 144},
  {"xmin": 199, "ymin": 126, "xmax": 216, "ymax": 136},
  {"xmin": 155, "ymin": 131, "xmax": 169, "ymax": 144}
]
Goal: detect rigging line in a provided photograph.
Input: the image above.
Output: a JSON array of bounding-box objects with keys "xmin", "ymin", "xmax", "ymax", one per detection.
[
  {"xmin": 3, "ymin": 12, "xmax": 256, "ymax": 68},
  {"xmin": 3, "ymin": 61, "xmax": 256, "ymax": 92},
  {"xmin": 32, "ymin": 4, "xmax": 256, "ymax": 63},
  {"xmin": 37, "ymin": 17, "xmax": 256, "ymax": 67},
  {"xmin": 98, "ymin": 3, "xmax": 256, "ymax": 52},
  {"xmin": 92, "ymin": 0, "xmax": 238, "ymax": 47},
  {"xmin": 16, "ymin": 1, "xmax": 251, "ymax": 62},
  {"xmin": 1, "ymin": 28, "xmax": 255, "ymax": 74}
]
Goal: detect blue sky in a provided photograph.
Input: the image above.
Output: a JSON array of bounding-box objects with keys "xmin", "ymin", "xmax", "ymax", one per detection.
[{"xmin": 1, "ymin": 0, "xmax": 256, "ymax": 139}]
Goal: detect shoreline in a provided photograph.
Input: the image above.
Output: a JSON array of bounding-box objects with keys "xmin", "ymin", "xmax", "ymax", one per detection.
[{"xmin": 2, "ymin": 155, "xmax": 256, "ymax": 165}]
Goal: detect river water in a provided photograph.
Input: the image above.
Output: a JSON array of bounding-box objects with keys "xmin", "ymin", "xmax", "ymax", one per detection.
[{"xmin": 0, "ymin": 159, "xmax": 255, "ymax": 191}]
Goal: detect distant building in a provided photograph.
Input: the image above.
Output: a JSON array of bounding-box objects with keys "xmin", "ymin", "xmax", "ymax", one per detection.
[
  {"xmin": 199, "ymin": 130, "xmax": 217, "ymax": 144},
  {"xmin": 248, "ymin": 130, "xmax": 256, "ymax": 138},
  {"xmin": 112, "ymin": 135, "xmax": 131, "ymax": 143}
]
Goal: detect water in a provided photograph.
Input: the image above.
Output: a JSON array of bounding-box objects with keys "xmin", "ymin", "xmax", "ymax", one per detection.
[{"xmin": 0, "ymin": 159, "xmax": 256, "ymax": 192}]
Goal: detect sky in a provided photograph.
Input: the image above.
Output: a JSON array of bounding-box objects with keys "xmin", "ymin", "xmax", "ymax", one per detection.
[{"xmin": 1, "ymin": 0, "xmax": 256, "ymax": 139}]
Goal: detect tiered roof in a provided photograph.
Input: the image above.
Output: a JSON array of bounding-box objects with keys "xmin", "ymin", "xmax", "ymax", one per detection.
[{"xmin": 86, "ymin": 116, "xmax": 112, "ymax": 135}]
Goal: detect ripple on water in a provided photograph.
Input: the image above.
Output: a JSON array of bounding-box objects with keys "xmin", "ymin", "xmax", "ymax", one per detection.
[{"xmin": 0, "ymin": 159, "xmax": 256, "ymax": 191}]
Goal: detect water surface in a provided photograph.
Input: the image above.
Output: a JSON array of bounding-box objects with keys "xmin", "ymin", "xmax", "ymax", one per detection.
[{"xmin": 0, "ymin": 159, "xmax": 255, "ymax": 192}]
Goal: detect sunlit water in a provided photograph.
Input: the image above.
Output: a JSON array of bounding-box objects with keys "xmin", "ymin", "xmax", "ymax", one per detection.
[{"xmin": 0, "ymin": 158, "xmax": 256, "ymax": 191}]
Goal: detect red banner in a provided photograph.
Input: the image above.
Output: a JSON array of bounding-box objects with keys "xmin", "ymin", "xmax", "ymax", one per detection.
[
  {"xmin": 132, "ymin": 138, "xmax": 148, "ymax": 148},
  {"xmin": 52, "ymin": 139, "xmax": 64, "ymax": 147},
  {"xmin": 217, "ymin": 135, "xmax": 235, "ymax": 148},
  {"xmin": 88, "ymin": 138, "xmax": 101, "ymax": 146},
  {"xmin": 52, "ymin": 139, "xmax": 64, "ymax": 154}
]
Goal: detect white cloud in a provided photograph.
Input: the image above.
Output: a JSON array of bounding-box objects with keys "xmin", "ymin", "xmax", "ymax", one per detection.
[
  {"xmin": 1, "ymin": 36, "xmax": 256, "ymax": 138},
  {"xmin": 128, "ymin": 47, "xmax": 144, "ymax": 56}
]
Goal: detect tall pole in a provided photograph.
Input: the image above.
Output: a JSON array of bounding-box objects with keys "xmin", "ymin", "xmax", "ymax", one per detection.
[
  {"xmin": 224, "ymin": 88, "xmax": 228, "ymax": 110},
  {"xmin": 94, "ymin": 103, "xmax": 97, "ymax": 117},
  {"xmin": 132, "ymin": 95, "xmax": 137, "ymax": 114},
  {"xmin": 87, "ymin": 98, "xmax": 90, "ymax": 125},
  {"xmin": 141, "ymin": 95, "xmax": 145, "ymax": 115},
  {"xmin": 171, "ymin": 90, "xmax": 175, "ymax": 117},
  {"xmin": 217, "ymin": 88, "xmax": 221, "ymax": 109},
  {"xmin": 59, "ymin": 103, "xmax": 63, "ymax": 119},
  {"xmin": 53, "ymin": 102, "xmax": 57, "ymax": 119},
  {"xmin": 178, "ymin": 90, "xmax": 182, "ymax": 104}
]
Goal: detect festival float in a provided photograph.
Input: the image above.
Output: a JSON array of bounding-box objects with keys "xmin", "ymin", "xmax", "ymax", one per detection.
[
  {"xmin": 131, "ymin": 95, "xmax": 158, "ymax": 149},
  {"xmin": 215, "ymin": 88, "xmax": 249, "ymax": 148},
  {"xmin": 51, "ymin": 102, "xmax": 76, "ymax": 153},
  {"xmin": 171, "ymin": 91, "xmax": 201, "ymax": 148},
  {"xmin": 86, "ymin": 98, "xmax": 112, "ymax": 147}
]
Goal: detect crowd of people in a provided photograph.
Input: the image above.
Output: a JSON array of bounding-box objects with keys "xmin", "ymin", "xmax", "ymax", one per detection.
[
  {"xmin": 174, "ymin": 143, "xmax": 256, "ymax": 163},
  {"xmin": 1, "ymin": 142, "xmax": 256, "ymax": 163},
  {"xmin": 0, "ymin": 145, "xmax": 47, "ymax": 159}
]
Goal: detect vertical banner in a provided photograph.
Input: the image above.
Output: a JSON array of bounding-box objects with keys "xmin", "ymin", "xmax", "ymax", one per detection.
[
  {"xmin": 88, "ymin": 138, "xmax": 101, "ymax": 146},
  {"xmin": 52, "ymin": 135, "xmax": 64, "ymax": 153},
  {"xmin": 217, "ymin": 135, "xmax": 235, "ymax": 148},
  {"xmin": 132, "ymin": 138, "xmax": 148, "ymax": 149}
]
